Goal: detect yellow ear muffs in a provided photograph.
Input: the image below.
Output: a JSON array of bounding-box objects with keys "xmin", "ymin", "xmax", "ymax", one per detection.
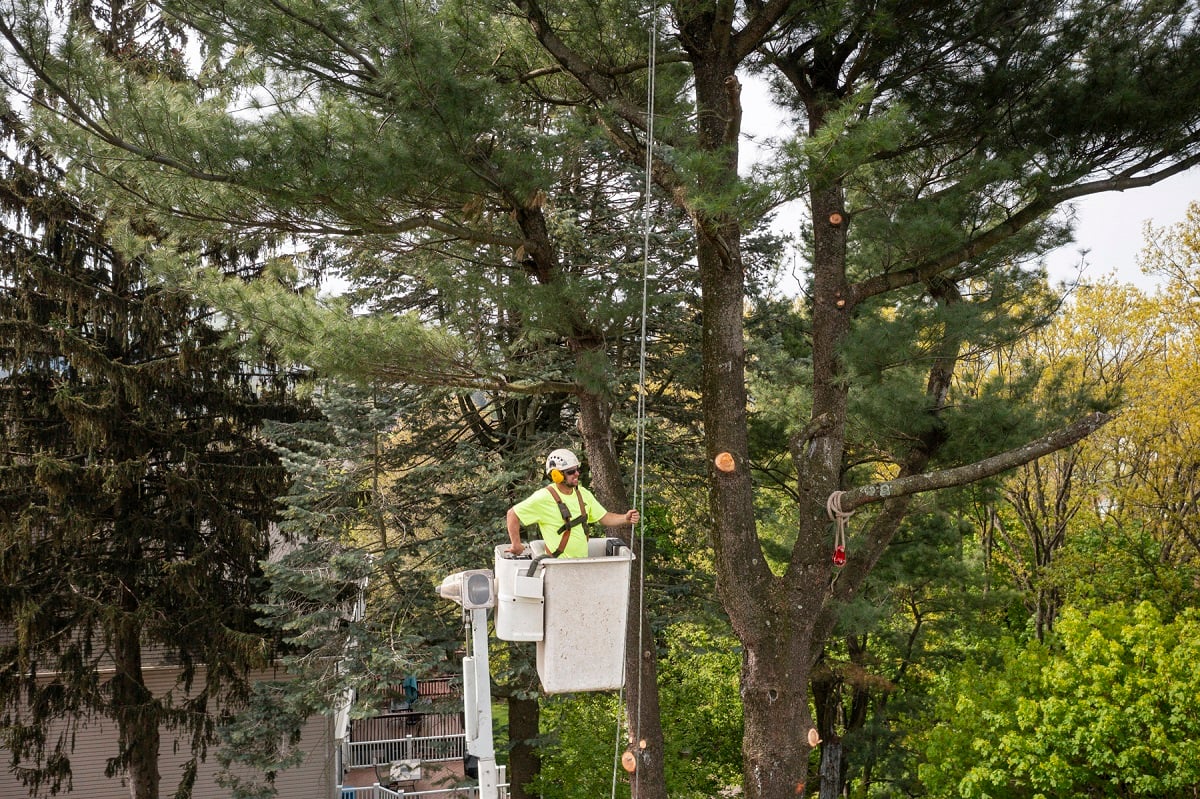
[{"xmin": 550, "ymin": 468, "xmax": 564, "ymax": 483}]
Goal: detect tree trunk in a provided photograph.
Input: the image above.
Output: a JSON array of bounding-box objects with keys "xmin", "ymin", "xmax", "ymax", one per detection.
[
  {"xmin": 812, "ymin": 667, "xmax": 843, "ymax": 799},
  {"xmin": 739, "ymin": 629, "xmax": 818, "ymax": 798},
  {"xmin": 817, "ymin": 741, "xmax": 844, "ymax": 799},
  {"xmin": 811, "ymin": 638, "xmax": 872, "ymax": 799},
  {"xmin": 676, "ymin": 28, "xmax": 829, "ymax": 797},
  {"xmin": 111, "ymin": 615, "xmax": 160, "ymax": 799},
  {"xmin": 507, "ymin": 694, "xmax": 541, "ymax": 799},
  {"xmin": 577, "ymin": 388, "xmax": 668, "ymax": 799}
]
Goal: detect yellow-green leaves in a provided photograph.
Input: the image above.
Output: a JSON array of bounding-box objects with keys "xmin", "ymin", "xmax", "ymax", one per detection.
[{"xmin": 920, "ymin": 604, "xmax": 1200, "ymax": 798}]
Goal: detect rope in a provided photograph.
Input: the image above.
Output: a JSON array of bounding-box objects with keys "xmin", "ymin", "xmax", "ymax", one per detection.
[
  {"xmin": 612, "ymin": 9, "xmax": 658, "ymax": 799},
  {"xmin": 826, "ymin": 491, "xmax": 853, "ymax": 566}
]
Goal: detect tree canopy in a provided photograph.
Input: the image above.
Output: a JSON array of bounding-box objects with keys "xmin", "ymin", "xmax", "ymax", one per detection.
[
  {"xmin": 2, "ymin": 1, "xmax": 1200, "ymax": 797},
  {"xmin": 0, "ymin": 109, "xmax": 309, "ymax": 798},
  {"xmin": 920, "ymin": 603, "xmax": 1200, "ymax": 798}
]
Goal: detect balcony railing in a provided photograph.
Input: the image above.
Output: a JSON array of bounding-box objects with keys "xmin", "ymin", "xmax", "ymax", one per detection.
[
  {"xmin": 346, "ymin": 733, "xmax": 467, "ymax": 768},
  {"xmin": 339, "ymin": 775, "xmax": 508, "ymax": 799},
  {"xmin": 412, "ymin": 676, "xmax": 454, "ymax": 699},
  {"xmin": 380, "ymin": 676, "xmax": 456, "ymax": 707}
]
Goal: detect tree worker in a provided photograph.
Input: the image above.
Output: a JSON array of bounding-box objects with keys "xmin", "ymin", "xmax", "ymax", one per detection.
[{"xmin": 506, "ymin": 448, "xmax": 639, "ymax": 558}]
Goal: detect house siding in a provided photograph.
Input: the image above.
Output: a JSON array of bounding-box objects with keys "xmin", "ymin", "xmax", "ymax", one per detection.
[{"xmin": 0, "ymin": 665, "xmax": 336, "ymax": 799}]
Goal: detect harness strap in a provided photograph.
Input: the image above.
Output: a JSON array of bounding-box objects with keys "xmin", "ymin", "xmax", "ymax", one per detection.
[{"xmin": 545, "ymin": 484, "xmax": 588, "ymax": 557}]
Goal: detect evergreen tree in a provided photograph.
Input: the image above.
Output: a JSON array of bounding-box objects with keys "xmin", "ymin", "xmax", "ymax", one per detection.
[
  {"xmin": 215, "ymin": 381, "xmax": 446, "ymax": 799},
  {"xmin": 0, "ymin": 109, "xmax": 307, "ymax": 798},
  {"xmin": 4, "ymin": 2, "xmax": 1200, "ymax": 798},
  {"xmin": 501, "ymin": 4, "xmax": 1199, "ymax": 796}
]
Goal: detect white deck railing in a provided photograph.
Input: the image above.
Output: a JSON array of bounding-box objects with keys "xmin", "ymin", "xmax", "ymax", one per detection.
[
  {"xmin": 345, "ymin": 733, "xmax": 467, "ymax": 767},
  {"xmin": 339, "ymin": 786, "xmax": 509, "ymax": 799},
  {"xmin": 352, "ymin": 712, "xmax": 463, "ymax": 742}
]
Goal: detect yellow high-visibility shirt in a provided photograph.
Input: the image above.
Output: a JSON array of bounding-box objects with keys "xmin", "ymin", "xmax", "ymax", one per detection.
[{"xmin": 511, "ymin": 484, "xmax": 608, "ymax": 558}]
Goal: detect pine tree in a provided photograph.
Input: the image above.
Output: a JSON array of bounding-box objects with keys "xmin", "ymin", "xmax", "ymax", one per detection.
[
  {"xmin": 0, "ymin": 109, "xmax": 307, "ymax": 798},
  {"xmin": 5, "ymin": 2, "xmax": 1200, "ymax": 798}
]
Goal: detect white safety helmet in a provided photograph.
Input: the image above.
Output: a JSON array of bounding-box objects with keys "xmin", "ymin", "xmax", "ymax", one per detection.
[{"xmin": 545, "ymin": 448, "xmax": 581, "ymax": 482}]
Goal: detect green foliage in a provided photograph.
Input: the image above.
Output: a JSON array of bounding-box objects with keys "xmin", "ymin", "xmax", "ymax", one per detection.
[
  {"xmin": 1056, "ymin": 520, "xmax": 1200, "ymax": 617},
  {"xmin": 813, "ymin": 507, "xmax": 1019, "ymax": 797},
  {"xmin": 530, "ymin": 623, "xmax": 742, "ymax": 799},
  {"xmin": 194, "ymin": 268, "xmax": 490, "ymax": 389},
  {"xmin": 0, "ymin": 111, "xmax": 308, "ymax": 797},
  {"xmin": 527, "ymin": 693, "xmax": 629, "ymax": 799},
  {"xmin": 842, "ymin": 266, "xmax": 1063, "ymax": 469},
  {"xmin": 6, "ymin": 1, "xmax": 1200, "ymax": 798},
  {"xmin": 918, "ymin": 603, "xmax": 1200, "ymax": 798},
  {"xmin": 789, "ymin": 85, "xmax": 911, "ymax": 191},
  {"xmin": 216, "ymin": 381, "xmax": 462, "ymax": 797},
  {"xmin": 657, "ymin": 624, "xmax": 743, "ymax": 797},
  {"xmin": 747, "ymin": 296, "xmax": 813, "ymax": 441}
]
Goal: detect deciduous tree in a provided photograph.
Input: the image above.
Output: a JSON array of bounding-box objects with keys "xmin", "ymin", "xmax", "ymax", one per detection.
[{"xmin": 919, "ymin": 603, "xmax": 1200, "ymax": 798}]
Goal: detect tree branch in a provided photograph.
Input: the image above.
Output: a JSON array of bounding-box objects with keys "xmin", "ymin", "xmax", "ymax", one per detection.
[
  {"xmin": 507, "ymin": 0, "xmax": 693, "ymax": 186},
  {"xmin": 731, "ymin": 0, "xmax": 796, "ymax": 61},
  {"xmin": 0, "ymin": 18, "xmax": 235, "ymax": 185},
  {"xmin": 850, "ymin": 151, "xmax": 1200, "ymax": 306},
  {"xmin": 260, "ymin": 0, "xmax": 380, "ymax": 80},
  {"xmin": 836, "ymin": 411, "xmax": 1113, "ymax": 512}
]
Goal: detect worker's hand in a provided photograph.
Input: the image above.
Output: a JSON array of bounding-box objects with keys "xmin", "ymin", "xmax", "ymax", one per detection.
[
  {"xmin": 507, "ymin": 540, "xmax": 525, "ymax": 556},
  {"xmin": 625, "ymin": 509, "xmax": 640, "ymax": 525}
]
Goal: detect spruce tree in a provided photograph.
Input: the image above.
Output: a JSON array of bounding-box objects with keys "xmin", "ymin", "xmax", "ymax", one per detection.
[
  {"xmin": 215, "ymin": 381, "xmax": 438, "ymax": 799},
  {"xmin": 0, "ymin": 109, "xmax": 307, "ymax": 798}
]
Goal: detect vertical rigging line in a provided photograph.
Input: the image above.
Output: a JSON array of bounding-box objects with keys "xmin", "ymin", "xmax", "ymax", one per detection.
[
  {"xmin": 618, "ymin": 5, "xmax": 657, "ymax": 798},
  {"xmin": 613, "ymin": 6, "xmax": 657, "ymax": 798}
]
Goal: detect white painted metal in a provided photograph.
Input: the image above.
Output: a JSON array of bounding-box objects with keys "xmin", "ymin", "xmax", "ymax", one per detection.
[
  {"xmin": 493, "ymin": 548, "xmax": 545, "ymax": 641},
  {"xmin": 530, "ymin": 539, "xmax": 635, "ymax": 694},
  {"xmin": 464, "ymin": 607, "xmax": 499, "ymax": 799}
]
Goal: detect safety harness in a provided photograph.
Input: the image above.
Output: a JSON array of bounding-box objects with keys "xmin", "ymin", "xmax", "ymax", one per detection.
[{"xmin": 545, "ymin": 484, "xmax": 589, "ymax": 557}]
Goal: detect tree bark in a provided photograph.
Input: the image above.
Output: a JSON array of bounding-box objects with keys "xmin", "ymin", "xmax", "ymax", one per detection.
[
  {"xmin": 111, "ymin": 614, "xmax": 160, "ymax": 799},
  {"xmin": 835, "ymin": 413, "xmax": 1112, "ymax": 513},
  {"xmin": 507, "ymin": 694, "xmax": 541, "ymax": 799},
  {"xmin": 817, "ymin": 740, "xmax": 843, "ymax": 799},
  {"xmin": 578, "ymin": 388, "xmax": 668, "ymax": 799},
  {"xmin": 739, "ymin": 625, "xmax": 817, "ymax": 798}
]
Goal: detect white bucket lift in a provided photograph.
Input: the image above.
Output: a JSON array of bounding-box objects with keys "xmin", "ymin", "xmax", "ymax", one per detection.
[
  {"xmin": 494, "ymin": 539, "xmax": 635, "ymax": 694},
  {"xmin": 438, "ymin": 541, "xmax": 634, "ymax": 796},
  {"xmin": 493, "ymin": 546, "xmax": 545, "ymax": 642}
]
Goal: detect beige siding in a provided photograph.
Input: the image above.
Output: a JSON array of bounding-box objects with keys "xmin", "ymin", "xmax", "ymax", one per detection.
[{"xmin": 0, "ymin": 666, "xmax": 336, "ymax": 799}]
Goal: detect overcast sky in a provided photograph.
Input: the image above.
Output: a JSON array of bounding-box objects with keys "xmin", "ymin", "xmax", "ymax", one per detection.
[
  {"xmin": 1041, "ymin": 170, "xmax": 1196, "ymax": 290},
  {"xmin": 738, "ymin": 78, "xmax": 1198, "ymax": 296}
]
